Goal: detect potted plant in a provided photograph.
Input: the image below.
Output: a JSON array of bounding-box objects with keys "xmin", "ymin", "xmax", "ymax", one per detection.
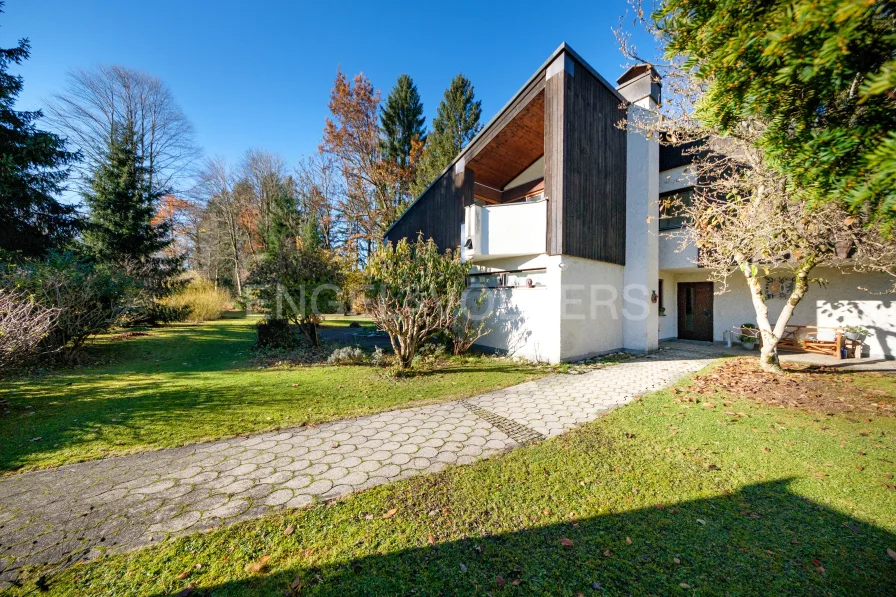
[
  {"xmin": 740, "ymin": 323, "xmax": 758, "ymax": 350},
  {"xmin": 843, "ymin": 325, "xmax": 871, "ymax": 341},
  {"xmin": 658, "ymin": 306, "xmax": 666, "ymax": 316}
]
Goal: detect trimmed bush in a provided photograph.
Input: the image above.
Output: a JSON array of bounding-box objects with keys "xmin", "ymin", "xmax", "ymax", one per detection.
[
  {"xmin": 160, "ymin": 278, "xmax": 233, "ymax": 323},
  {"xmin": 255, "ymin": 318, "xmax": 302, "ymax": 350}
]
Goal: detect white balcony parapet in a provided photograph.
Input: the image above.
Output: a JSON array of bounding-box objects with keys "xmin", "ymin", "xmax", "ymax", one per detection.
[{"xmin": 463, "ymin": 199, "xmax": 547, "ymax": 262}]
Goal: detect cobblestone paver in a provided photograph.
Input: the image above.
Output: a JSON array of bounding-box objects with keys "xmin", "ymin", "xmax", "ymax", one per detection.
[{"xmin": 0, "ymin": 348, "xmax": 711, "ymax": 586}]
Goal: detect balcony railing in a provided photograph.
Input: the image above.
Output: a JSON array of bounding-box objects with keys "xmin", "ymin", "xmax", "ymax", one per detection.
[{"xmin": 463, "ymin": 199, "xmax": 547, "ymax": 262}]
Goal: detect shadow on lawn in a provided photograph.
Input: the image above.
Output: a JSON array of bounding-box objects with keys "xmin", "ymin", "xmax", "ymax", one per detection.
[{"xmin": 152, "ymin": 479, "xmax": 894, "ymax": 597}]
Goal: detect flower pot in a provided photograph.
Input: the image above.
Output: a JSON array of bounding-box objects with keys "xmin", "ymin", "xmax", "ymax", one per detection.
[
  {"xmin": 742, "ymin": 341, "xmax": 756, "ymax": 351},
  {"xmin": 845, "ymin": 332, "xmax": 864, "ymax": 341}
]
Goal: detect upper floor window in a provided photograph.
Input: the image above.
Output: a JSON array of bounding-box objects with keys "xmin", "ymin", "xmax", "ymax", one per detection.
[{"xmin": 659, "ymin": 187, "xmax": 693, "ymax": 231}]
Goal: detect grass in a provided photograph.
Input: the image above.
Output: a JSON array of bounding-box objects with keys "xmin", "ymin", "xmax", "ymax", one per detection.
[
  {"xmin": 317, "ymin": 314, "xmax": 376, "ymax": 330},
  {"xmin": 14, "ymin": 360, "xmax": 896, "ymax": 596},
  {"xmin": 0, "ymin": 317, "xmax": 547, "ymax": 474}
]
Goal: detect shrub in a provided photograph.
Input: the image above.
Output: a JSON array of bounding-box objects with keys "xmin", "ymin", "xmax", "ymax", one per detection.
[
  {"xmin": 0, "ymin": 289, "xmax": 59, "ymax": 375},
  {"xmin": 160, "ymin": 278, "xmax": 233, "ymax": 323},
  {"xmin": 370, "ymin": 345, "xmax": 386, "ymax": 367},
  {"xmin": 248, "ymin": 243, "xmax": 343, "ymax": 346},
  {"xmin": 326, "ymin": 346, "xmax": 367, "ymax": 365},
  {"xmin": 255, "ymin": 318, "xmax": 302, "ymax": 350},
  {"xmin": 4, "ymin": 252, "xmax": 133, "ymax": 355},
  {"xmin": 365, "ymin": 233, "xmax": 475, "ymax": 369}
]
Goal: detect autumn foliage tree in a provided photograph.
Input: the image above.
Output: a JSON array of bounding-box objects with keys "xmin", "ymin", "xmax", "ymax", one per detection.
[{"xmin": 321, "ymin": 69, "xmax": 416, "ymax": 262}]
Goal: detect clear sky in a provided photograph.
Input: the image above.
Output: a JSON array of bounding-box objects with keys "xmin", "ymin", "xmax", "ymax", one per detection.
[{"xmin": 3, "ymin": 0, "xmax": 650, "ymax": 175}]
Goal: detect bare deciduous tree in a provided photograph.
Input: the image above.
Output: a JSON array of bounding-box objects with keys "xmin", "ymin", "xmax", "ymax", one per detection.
[
  {"xmin": 193, "ymin": 158, "xmax": 252, "ymax": 297},
  {"xmin": 295, "ymin": 152, "xmax": 343, "ymax": 251},
  {"xmin": 48, "ymin": 65, "xmax": 201, "ymax": 194}
]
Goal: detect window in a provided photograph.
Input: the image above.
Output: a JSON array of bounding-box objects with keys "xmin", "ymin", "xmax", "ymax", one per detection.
[{"xmin": 659, "ymin": 188, "xmax": 693, "ymax": 231}]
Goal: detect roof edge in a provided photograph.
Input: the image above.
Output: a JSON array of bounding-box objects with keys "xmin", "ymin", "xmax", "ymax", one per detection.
[{"xmin": 384, "ymin": 42, "xmax": 627, "ymax": 239}]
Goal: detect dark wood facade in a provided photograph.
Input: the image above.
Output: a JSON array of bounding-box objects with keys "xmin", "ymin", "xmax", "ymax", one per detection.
[
  {"xmin": 384, "ymin": 168, "xmax": 473, "ymax": 249},
  {"xmin": 386, "ymin": 45, "xmax": 628, "ymax": 265},
  {"xmin": 546, "ymin": 54, "xmax": 627, "ymax": 264}
]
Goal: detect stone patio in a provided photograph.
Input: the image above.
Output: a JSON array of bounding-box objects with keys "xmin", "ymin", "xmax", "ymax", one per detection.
[{"xmin": 0, "ymin": 348, "xmax": 713, "ymax": 587}]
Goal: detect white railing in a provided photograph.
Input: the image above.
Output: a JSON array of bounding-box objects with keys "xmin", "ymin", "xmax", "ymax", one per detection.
[{"xmin": 463, "ymin": 199, "xmax": 547, "ymax": 262}]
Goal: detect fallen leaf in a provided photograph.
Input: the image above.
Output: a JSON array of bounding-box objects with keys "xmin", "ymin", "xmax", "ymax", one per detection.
[
  {"xmin": 813, "ymin": 472, "xmax": 827, "ymax": 478},
  {"xmin": 512, "ymin": 579, "xmax": 521, "ymax": 586},
  {"xmin": 459, "ymin": 563, "xmax": 468, "ymax": 573},
  {"xmin": 560, "ymin": 537, "xmax": 574, "ymax": 548},
  {"xmin": 696, "ymin": 519, "xmax": 706, "ymax": 525},
  {"xmin": 427, "ymin": 534, "xmax": 436, "ymax": 546},
  {"xmin": 288, "ymin": 576, "xmax": 304, "ymax": 594},
  {"xmin": 383, "ymin": 508, "xmax": 398, "ymax": 519},
  {"xmin": 603, "ymin": 550, "xmax": 612, "ymax": 557},
  {"xmin": 680, "ymin": 582, "xmax": 690, "ymax": 589},
  {"xmin": 245, "ymin": 555, "xmax": 271, "ymax": 574},
  {"xmin": 174, "ymin": 584, "xmax": 196, "ymax": 597},
  {"xmin": 887, "ymin": 548, "xmax": 896, "ymax": 561},
  {"xmin": 496, "ymin": 575, "xmax": 506, "ymax": 586},
  {"xmin": 543, "ymin": 508, "xmax": 552, "ymax": 516},
  {"xmin": 284, "ymin": 525, "xmax": 294, "ymax": 536},
  {"xmin": 625, "ymin": 536, "xmax": 633, "ymax": 544},
  {"xmin": 673, "ymin": 557, "xmax": 681, "ymax": 564}
]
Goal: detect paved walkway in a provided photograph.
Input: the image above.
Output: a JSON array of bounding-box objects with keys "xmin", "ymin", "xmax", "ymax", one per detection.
[{"xmin": 0, "ymin": 348, "xmax": 712, "ymax": 586}]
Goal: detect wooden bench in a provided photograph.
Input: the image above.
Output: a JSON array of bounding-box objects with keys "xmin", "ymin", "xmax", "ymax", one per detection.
[{"xmin": 773, "ymin": 325, "xmax": 862, "ymax": 359}]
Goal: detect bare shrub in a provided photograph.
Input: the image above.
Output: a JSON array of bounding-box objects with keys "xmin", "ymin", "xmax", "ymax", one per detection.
[{"xmin": 0, "ymin": 289, "xmax": 59, "ymax": 375}]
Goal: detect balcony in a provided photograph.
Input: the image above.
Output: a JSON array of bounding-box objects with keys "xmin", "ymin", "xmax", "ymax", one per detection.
[{"xmin": 463, "ymin": 199, "xmax": 547, "ymax": 262}]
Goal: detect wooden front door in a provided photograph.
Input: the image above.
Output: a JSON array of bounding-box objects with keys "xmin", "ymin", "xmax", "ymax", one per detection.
[{"xmin": 677, "ymin": 282, "xmax": 714, "ymax": 341}]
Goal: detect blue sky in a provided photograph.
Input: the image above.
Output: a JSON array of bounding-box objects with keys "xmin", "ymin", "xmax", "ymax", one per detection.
[{"xmin": 3, "ymin": 0, "xmax": 650, "ymax": 173}]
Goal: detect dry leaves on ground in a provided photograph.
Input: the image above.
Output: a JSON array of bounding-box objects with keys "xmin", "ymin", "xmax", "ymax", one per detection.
[{"xmin": 687, "ymin": 359, "xmax": 894, "ymax": 416}]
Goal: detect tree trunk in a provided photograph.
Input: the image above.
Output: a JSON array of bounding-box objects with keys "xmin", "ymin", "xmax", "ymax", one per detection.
[{"xmin": 740, "ymin": 257, "xmax": 816, "ymax": 374}]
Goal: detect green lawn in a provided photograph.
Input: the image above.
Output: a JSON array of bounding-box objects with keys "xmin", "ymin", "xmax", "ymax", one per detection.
[
  {"xmin": 16, "ymin": 361, "xmax": 896, "ymax": 596},
  {"xmin": 0, "ymin": 317, "xmax": 546, "ymax": 474}
]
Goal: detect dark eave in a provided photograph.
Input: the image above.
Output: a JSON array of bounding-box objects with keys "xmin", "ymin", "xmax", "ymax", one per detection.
[{"xmin": 384, "ymin": 42, "xmax": 627, "ymax": 239}]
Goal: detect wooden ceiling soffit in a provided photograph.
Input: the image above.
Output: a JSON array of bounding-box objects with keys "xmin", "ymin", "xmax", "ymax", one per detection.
[{"xmin": 465, "ymin": 80, "xmax": 546, "ymax": 189}]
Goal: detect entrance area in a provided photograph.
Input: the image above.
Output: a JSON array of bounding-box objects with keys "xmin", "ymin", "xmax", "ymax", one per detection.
[{"xmin": 677, "ymin": 282, "xmax": 714, "ymax": 341}]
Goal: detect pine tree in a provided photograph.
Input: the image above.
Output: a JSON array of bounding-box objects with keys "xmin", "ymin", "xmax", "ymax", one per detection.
[
  {"xmin": 82, "ymin": 120, "xmax": 172, "ymax": 265},
  {"xmin": 380, "ymin": 74, "xmax": 426, "ymax": 168},
  {"xmin": 410, "ymin": 74, "xmax": 482, "ymax": 198},
  {"xmin": 0, "ymin": 3, "xmax": 80, "ymax": 258}
]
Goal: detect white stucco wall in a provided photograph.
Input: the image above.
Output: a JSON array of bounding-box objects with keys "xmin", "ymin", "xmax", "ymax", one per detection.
[
  {"xmin": 663, "ymin": 268, "xmax": 896, "ymax": 358},
  {"xmin": 469, "ymin": 254, "xmax": 629, "ymax": 363},
  {"xmin": 504, "ymin": 156, "xmax": 545, "ymax": 190},
  {"xmin": 623, "ymin": 102, "xmax": 660, "ymax": 353},
  {"xmin": 658, "ymin": 272, "xmax": 678, "ymax": 340},
  {"xmin": 469, "ymin": 254, "xmax": 562, "ymax": 362},
  {"xmin": 556, "ymin": 256, "xmax": 625, "ymax": 361},
  {"xmin": 659, "ymin": 232, "xmax": 698, "ymax": 270}
]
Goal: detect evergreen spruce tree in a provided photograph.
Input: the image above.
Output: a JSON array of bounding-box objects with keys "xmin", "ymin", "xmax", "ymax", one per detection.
[
  {"xmin": 410, "ymin": 74, "xmax": 482, "ymax": 197},
  {"xmin": 83, "ymin": 120, "xmax": 171, "ymax": 263},
  {"xmin": 0, "ymin": 2, "xmax": 80, "ymax": 258},
  {"xmin": 380, "ymin": 74, "xmax": 426, "ymax": 168}
]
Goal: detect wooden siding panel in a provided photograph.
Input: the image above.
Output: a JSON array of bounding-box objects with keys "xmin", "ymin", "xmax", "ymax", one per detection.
[
  {"xmin": 560, "ymin": 60, "xmax": 627, "ymax": 265},
  {"xmin": 384, "ymin": 168, "xmax": 473, "ymax": 250}
]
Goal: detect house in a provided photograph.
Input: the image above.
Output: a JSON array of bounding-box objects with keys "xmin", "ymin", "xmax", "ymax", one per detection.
[{"xmin": 384, "ymin": 43, "xmax": 896, "ymax": 362}]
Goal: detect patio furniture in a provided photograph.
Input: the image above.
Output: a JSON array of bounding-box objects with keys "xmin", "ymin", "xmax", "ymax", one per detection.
[{"xmin": 776, "ymin": 325, "xmax": 862, "ymax": 359}]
